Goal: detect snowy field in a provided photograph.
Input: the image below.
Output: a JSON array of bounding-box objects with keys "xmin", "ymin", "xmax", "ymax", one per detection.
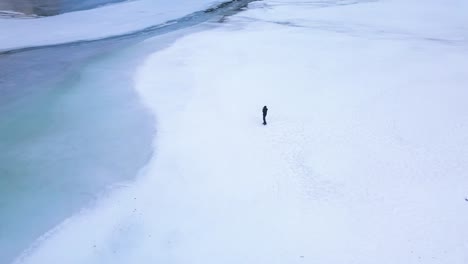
[{"xmin": 11, "ymin": 0, "xmax": 468, "ymax": 263}]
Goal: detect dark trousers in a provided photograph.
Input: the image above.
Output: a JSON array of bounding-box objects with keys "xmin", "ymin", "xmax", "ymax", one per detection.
[{"xmin": 263, "ymin": 114, "xmax": 267, "ymax": 125}]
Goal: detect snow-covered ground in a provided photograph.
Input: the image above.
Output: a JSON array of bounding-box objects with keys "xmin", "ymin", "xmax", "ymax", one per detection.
[
  {"xmin": 12, "ymin": 0, "xmax": 468, "ymax": 263},
  {"xmin": 0, "ymin": 0, "xmax": 223, "ymax": 51}
]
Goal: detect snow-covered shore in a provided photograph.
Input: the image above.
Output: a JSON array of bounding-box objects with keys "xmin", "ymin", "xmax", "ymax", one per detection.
[
  {"xmin": 0, "ymin": 0, "xmax": 223, "ymax": 52},
  {"xmin": 13, "ymin": 0, "xmax": 468, "ymax": 263}
]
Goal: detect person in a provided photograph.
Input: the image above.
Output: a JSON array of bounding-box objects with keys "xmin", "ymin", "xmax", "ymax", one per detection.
[{"xmin": 262, "ymin": 105, "xmax": 268, "ymax": 125}]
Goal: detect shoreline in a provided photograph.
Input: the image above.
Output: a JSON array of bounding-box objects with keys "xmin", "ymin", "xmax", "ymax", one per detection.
[{"xmin": 10, "ymin": 25, "xmax": 210, "ymax": 263}]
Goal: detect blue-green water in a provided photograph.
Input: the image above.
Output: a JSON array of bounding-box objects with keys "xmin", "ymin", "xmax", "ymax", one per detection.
[{"xmin": 0, "ymin": 42, "xmax": 154, "ymax": 262}]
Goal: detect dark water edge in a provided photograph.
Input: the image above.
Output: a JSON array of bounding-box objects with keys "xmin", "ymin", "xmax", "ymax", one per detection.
[
  {"xmin": 0, "ymin": 0, "xmax": 126, "ymax": 16},
  {"xmin": 0, "ymin": 0, "xmax": 256, "ymax": 262}
]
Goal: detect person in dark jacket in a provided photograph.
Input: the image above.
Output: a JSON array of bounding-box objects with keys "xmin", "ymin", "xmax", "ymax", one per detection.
[{"xmin": 262, "ymin": 105, "xmax": 268, "ymax": 125}]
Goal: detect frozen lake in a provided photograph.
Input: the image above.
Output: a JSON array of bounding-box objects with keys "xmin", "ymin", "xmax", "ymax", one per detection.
[{"xmin": 2, "ymin": 0, "xmax": 468, "ymax": 263}]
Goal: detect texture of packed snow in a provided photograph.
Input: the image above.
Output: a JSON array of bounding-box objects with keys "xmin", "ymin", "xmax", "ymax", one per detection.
[
  {"xmin": 13, "ymin": 0, "xmax": 468, "ymax": 263},
  {"xmin": 0, "ymin": 0, "xmax": 221, "ymax": 51}
]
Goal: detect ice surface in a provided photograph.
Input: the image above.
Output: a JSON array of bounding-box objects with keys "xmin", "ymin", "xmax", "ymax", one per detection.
[
  {"xmin": 0, "ymin": 0, "xmax": 223, "ymax": 51},
  {"xmin": 13, "ymin": 0, "xmax": 468, "ymax": 263}
]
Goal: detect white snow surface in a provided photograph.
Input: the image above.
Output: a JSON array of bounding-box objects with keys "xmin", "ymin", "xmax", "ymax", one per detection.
[
  {"xmin": 0, "ymin": 0, "xmax": 222, "ymax": 51},
  {"xmin": 14, "ymin": 0, "xmax": 468, "ymax": 263}
]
